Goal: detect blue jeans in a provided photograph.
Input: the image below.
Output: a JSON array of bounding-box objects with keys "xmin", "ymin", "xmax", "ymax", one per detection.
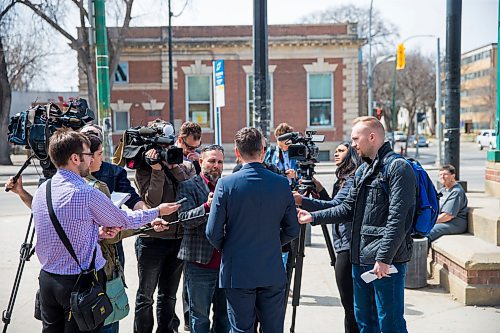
[
  {"xmin": 185, "ymin": 262, "xmax": 229, "ymax": 333},
  {"xmin": 352, "ymin": 263, "xmax": 408, "ymax": 333},
  {"xmin": 101, "ymin": 322, "xmax": 119, "ymax": 333}
]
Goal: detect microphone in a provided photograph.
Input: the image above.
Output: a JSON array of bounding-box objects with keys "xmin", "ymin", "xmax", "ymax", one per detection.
[
  {"xmin": 162, "ymin": 123, "xmax": 175, "ymax": 137},
  {"xmin": 277, "ymin": 132, "xmax": 298, "ymax": 142}
]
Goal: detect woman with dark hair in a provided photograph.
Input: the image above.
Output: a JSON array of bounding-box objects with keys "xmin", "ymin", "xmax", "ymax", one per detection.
[{"xmin": 294, "ymin": 141, "xmax": 361, "ymax": 333}]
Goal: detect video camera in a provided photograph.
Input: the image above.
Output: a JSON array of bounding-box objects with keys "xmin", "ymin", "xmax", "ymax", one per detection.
[
  {"xmin": 277, "ymin": 130, "xmax": 325, "ymax": 191},
  {"xmin": 7, "ymin": 98, "xmax": 95, "ymax": 172},
  {"xmin": 122, "ymin": 120, "xmax": 184, "ymax": 169}
]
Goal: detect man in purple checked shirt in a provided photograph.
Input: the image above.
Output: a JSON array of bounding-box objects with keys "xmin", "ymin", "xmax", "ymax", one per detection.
[{"xmin": 31, "ymin": 129, "xmax": 180, "ymax": 333}]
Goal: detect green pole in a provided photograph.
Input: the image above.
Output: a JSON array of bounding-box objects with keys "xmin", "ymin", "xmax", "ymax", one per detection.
[
  {"xmin": 488, "ymin": 2, "xmax": 500, "ymax": 161},
  {"xmin": 94, "ymin": 0, "xmax": 112, "ymax": 161}
]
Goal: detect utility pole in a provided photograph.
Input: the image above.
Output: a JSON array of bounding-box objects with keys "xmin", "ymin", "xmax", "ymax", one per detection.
[
  {"xmin": 93, "ymin": 0, "xmax": 112, "ymax": 160},
  {"xmin": 168, "ymin": 0, "xmax": 174, "ymax": 124},
  {"xmin": 253, "ymin": 0, "xmax": 270, "ymax": 138},
  {"xmin": 367, "ymin": 0, "xmax": 374, "ymax": 116},
  {"xmin": 444, "ymin": 0, "xmax": 462, "ymax": 182},
  {"xmin": 436, "ymin": 37, "xmax": 443, "ymax": 166}
]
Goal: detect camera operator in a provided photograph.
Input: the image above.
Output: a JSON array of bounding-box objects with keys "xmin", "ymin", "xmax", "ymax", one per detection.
[
  {"xmin": 29, "ymin": 128, "xmax": 179, "ymax": 333},
  {"xmin": 264, "ymin": 123, "xmax": 297, "ymax": 182},
  {"xmin": 176, "ymin": 121, "xmax": 203, "ymax": 175},
  {"xmin": 133, "ymin": 121, "xmax": 200, "ymax": 333}
]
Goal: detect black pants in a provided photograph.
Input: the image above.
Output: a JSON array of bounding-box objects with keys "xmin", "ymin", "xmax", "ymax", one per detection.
[
  {"xmin": 134, "ymin": 237, "xmax": 183, "ymax": 333},
  {"xmin": 335, "ymin": 251, "xmax": 359, "ymax": 333},
  {"xmin": 38, "ymin": 269, "xmax": 106, "ymax": 333}
]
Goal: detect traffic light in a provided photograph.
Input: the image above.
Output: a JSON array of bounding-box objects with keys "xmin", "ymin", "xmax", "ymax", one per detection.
[
  {"xmin": 396, "ymin": 43, "xmax": 405, "ymax": 70},
  {"xmin": 376, "ymin": 107, "xmax": 383, "ymax": 120}
]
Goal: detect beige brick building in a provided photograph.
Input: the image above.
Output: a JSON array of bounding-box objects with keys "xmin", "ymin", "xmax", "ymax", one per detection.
[
  {"xmin": 79, "ymin": 24, "xmax": 364, "ymax": 158},
  {"xmin": 460, "ymin": 43, "xmax": 497, "ymax": 132}
]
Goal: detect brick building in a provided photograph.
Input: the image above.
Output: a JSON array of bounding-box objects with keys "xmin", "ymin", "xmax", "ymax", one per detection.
[
  {"xmin": 79, "ymin": 24, "xmax": 364, "ymax": 158},
  {"xmin": 460, "ymin": 43, "xmax": 497, "ymax": 132}
]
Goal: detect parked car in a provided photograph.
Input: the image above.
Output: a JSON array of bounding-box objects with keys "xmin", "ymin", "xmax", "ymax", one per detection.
[
  {"xmin": 393, "ymin": 131, "xmax": 407, "ymax": 142},
  {"xmin": 476, "ymin": 129, "xmax": 497, "ymax": 150},
  {"xmin": 408, "ymin": 135, "xmax": 429, "ymax": 147}
]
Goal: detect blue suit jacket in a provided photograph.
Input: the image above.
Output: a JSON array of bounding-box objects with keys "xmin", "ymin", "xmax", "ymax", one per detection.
[{"xmin": 206, "ymin": 162, "xmax": 299, "ymax": 289}]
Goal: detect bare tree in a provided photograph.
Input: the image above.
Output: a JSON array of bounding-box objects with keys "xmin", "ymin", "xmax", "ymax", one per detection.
[
  {"xmin": 299, "ymin": 4, "xmax": 399, "ymax": 50},
  {"xmin": 15, "ymin": 0, "xmax": 135, "ymax": 112},
  {"xmin": 0, "ymin": 1, "xmax": 48, "ymax": 165}
]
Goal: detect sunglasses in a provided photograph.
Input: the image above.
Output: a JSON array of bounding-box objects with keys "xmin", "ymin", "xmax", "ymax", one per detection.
[
  {"xmin": 201, "ymin": 144, "xmax": 224, "ymax": 153},
  {"xmin": 79, "ymin": 152, "xmax": 94, "ymax": 157},
  {"xmin": 181, "ymin": 136, "xmax": 202, "ymax": 150}
]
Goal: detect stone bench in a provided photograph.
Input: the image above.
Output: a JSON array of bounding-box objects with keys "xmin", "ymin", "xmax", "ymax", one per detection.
[{"xmin": 430, "ymin": 234, "xmax": 500, "ymax": 306}]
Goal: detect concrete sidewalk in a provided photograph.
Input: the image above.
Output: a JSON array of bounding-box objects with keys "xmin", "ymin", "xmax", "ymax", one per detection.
[{"xmin": 0, "ymin": 214, "xmax": 499, "ymax": 333}]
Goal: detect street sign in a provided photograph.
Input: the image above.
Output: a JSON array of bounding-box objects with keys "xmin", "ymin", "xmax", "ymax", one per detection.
[{"xmin": 214, "ymin": 59, "xmax": 225, "ymax": 107}]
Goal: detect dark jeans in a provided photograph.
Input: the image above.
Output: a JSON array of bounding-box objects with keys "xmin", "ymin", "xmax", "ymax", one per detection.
[
  {"xmin": 335, "ymin": 251, "xmax": 359, "ymax": 333},
  {"xmin": 134, "ymin": 237, "xmax": 183, "ymax": 333},
  {"xmin": 225, "ymin": 285, "xmax": 286, "ymax": 333},
  {"xmin": 102, "ymin": 322, "xmax": 119, "ymax": 333},
  {"xmin": 352, "ymin": 263, "xmax": 408, "ymax": 333},
  {"xmin": 185, "ymin": 262, "xmax": 229, "ymax": 333},
  {"xmin": 38, "ymin": 269, "xmax": 106, "ymax": 333}
]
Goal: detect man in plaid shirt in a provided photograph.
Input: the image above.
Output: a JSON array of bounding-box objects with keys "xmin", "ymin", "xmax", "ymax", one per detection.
[{"xmin": 176, "ymin": 144, "xmax": 229, "ymax": 333}]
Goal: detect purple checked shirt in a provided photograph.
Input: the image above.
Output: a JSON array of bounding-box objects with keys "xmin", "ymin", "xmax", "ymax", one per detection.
[{"xmin": 32, "ymin": 169, "xmax": 159, "ymax": 275}]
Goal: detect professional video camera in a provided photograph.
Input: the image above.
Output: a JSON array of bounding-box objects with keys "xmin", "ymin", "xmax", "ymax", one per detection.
[
  {"xmin": 277, "ymin": 130, "xmax": 325, "ymax": 191},
  {"xmin": 7, "ymin": 98, "xmax": 95, "ymax": 172},
  {"xmin": 122, "ymin": 120, "xmax": 184, "ymax": 169}
]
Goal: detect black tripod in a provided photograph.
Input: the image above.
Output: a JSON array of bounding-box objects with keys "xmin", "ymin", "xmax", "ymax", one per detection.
[
  {"xmin": 285, "ymin": 182, "xmax": 337, "ymax": 333},
  {"xmin": 2, "ymin": 156, "xmax": 54, "ymax": 333}
]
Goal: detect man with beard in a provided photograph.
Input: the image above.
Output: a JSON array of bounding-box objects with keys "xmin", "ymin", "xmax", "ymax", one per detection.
[
  {"xmin": 30, "ymin": 129, "xmax": 180, "ymax": 332},
  {"xmin": 175, "ymin": 144, "xmax": 229, "ymax": 333}
]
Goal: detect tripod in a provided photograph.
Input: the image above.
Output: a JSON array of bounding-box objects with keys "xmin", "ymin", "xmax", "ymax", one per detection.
[
  {"xmin": 2, "ymin": 156, "xmax": 54, "ymax": 333},
  {"xmin": 285, "ymin": 184, "xmax": 337, "ymax": 333}
]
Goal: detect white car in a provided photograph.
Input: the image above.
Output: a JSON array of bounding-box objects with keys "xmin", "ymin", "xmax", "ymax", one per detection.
[
  {"xmin": 476, "ymin": 129, "xmax": 497, "ymax": 150},
  {"xmin": 393, "ymin": 131, "xmax": 407, "ymax": 142}
]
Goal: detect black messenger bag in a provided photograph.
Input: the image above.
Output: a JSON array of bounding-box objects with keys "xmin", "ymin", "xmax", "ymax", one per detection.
[{"xmin": 46, "ymin": 180, "xmax": 112, "ymax": 331}]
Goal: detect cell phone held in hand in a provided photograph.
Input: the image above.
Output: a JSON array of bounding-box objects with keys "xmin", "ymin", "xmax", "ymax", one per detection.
[
  {"xmin": 175, "ymin": 197, "xmax": 187, "ymax": 205},
  {"xmin": 360, "ymin": 265, "xmax": 398, "ymax": 284}
]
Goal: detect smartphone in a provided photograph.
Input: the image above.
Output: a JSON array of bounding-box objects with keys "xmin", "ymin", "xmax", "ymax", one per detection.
[{"xmin": 176, "ymin": 197, "xmax": 188, "ymax": 205}]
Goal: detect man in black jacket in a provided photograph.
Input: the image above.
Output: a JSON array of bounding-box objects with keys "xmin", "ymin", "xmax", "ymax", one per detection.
[{"xmin": 298, "ymin": 116, "xmax": 416, "ymax": 333}]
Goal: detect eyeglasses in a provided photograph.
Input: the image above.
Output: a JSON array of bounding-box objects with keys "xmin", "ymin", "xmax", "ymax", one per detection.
[
  {"xmin": 181, "ymin": 136, "xmax": 202, "ymax": 150},
  {"xmin": 80, "ymin": 152, "xmax": 94, "ymax": 157},
  {"xmin": 201, "ymin": 144, "xmax": 224, "ymax": 153}
]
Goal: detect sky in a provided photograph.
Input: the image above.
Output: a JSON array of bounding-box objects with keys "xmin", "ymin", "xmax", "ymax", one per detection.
[{"xmin": 42, "ymin": 0, "xmax": 498, "ymax": 92}]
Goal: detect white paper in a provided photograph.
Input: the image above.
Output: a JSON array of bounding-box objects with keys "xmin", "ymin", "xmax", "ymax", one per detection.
[
  {"xmin": 111, "ymin": 192, "xmax": 131, "ymax": 208},
  {"xmin": 361, "ymin": 265, "xmax": 398, "ymax": 283}
]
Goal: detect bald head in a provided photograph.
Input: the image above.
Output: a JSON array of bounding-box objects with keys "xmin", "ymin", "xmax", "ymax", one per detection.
[{"xmin": 351, "ymin": 116, "xmax": 386, "ymax": 160}]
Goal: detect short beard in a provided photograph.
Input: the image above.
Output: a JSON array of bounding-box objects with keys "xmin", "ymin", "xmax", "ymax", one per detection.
[{"xmin": 202, "ymin": 168, "xmax": 221, "ymax": 183}]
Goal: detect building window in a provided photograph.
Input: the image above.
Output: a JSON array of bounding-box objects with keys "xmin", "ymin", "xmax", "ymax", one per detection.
[
  {"xmin": 114, "ymin": 111, "xmax": 129, "ymax": 131},
  {"xmin": 308, "ymin": 73, "xmax": 333, "ymax": 127},
  {"xmin": 114, "ymin": 62, "xmax": 129, "ymax": 83},
  {"xmin": 186, "ymin": 75, "xmax": 212, "ymax": 128},
  {"xmin": 246, "ymin": 74, "xmax": 273, "ymax": 127}
]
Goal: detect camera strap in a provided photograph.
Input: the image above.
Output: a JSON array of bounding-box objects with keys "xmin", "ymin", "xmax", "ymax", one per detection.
[{"xmin": 45, "ymin": 179, "xmax": 97, "ymax": 272}]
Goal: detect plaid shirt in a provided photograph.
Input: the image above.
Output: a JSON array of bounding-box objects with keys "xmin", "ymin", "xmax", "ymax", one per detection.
[{"xmin": 32, "ymin": 169, "xmax": 159, "ymax": 275}]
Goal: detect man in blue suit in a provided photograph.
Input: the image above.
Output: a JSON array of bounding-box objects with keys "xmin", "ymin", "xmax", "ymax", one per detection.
[{"xmin": 206, "ymin": 127, "xmax": 299, "ymax": 333}]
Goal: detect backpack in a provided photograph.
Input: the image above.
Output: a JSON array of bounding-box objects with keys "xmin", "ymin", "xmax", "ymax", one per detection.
[{"xmin": 382, "ymin": 154, "xmax": 440, "ymax": 237}]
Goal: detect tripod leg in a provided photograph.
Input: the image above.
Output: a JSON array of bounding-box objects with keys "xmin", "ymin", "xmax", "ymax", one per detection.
[
  {"xmin": 2, "ymin": 215, "xmax": 36, "ymax": 333},
  {"xmin": 289, "ymin": 224, "xmax": 306, "ymax": 333},
  {"xmin": 321, "ymin": 225, "xmax": 336, "ymax": 268}
]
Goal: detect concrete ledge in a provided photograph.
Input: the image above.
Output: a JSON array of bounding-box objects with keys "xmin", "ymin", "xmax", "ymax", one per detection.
[
  {"xmin": 468, "ymin": 207, "xmax": 500, "ymax": 246},
  {"xmin": 432, "ymin": 234, "xmax": 500, "ymax": 270},
  {"xmin": 430, "ymin": 234, "xmax": 500, "ymax": 305},
  {"xmin": 432, "ymin": 261, "xmax": 500, "ymax": 306}
]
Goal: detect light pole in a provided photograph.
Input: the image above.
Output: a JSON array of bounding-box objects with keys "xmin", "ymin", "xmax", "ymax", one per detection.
[
  {"xmin": 367, "ymin": 0, "xmax": 374, "ymax": 116},
  {"xmin": 168, "ymin": 0, "xmax": 174, "ymax": 124},
  {"xmin": 394, "ymin": 34, "xmax": 441, "ymax": 164}
]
